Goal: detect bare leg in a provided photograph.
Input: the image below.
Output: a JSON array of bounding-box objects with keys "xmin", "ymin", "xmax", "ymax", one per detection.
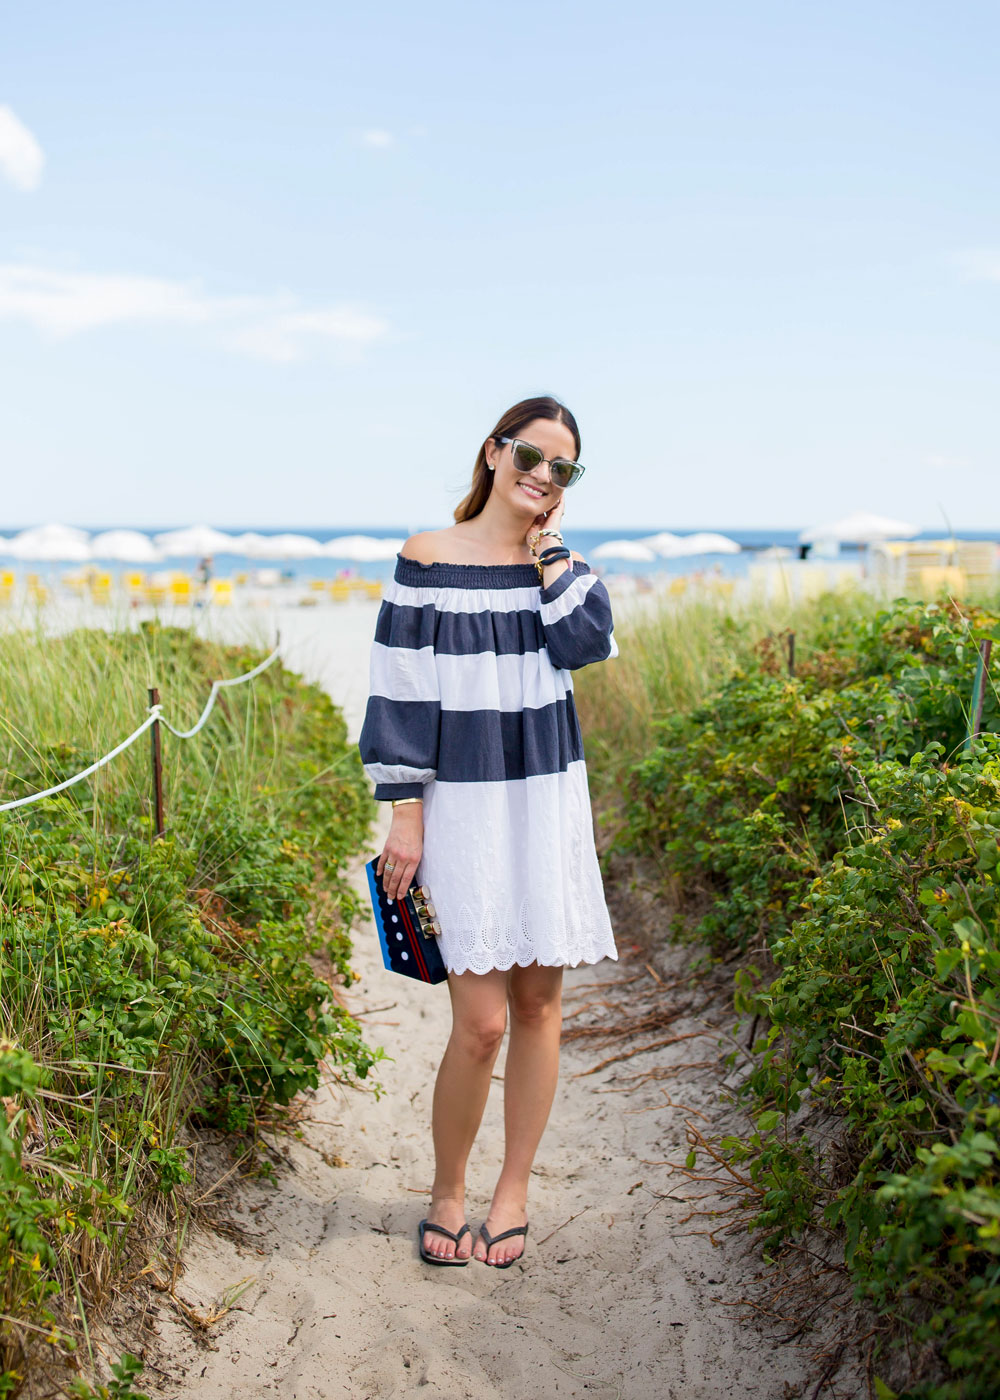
[
  {"xmin": 422, "ymin": 968, "xmax": 509, "ymax": 1260},
  {"xmin": 474, "ymin": 961, "xmax": 564, "ymax": 1265}
]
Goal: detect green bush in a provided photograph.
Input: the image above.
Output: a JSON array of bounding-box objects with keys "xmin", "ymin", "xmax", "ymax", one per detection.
[
  {"xmin": 0, "ymin": 625, "xmax": 378, "ymax": 1391},
  {"xmin": 615, "ymin": 595, "xmax": 1000, "ymax": 1396}
]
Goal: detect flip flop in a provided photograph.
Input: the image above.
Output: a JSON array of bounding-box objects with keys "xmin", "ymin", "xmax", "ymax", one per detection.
[
  {"xmin": 418, "ymin": 1218, "xmax": 472, "ymax": 1266},
  {"xmin": 477, "ymin": 1220, "xmax": 529, "ymax": 1269}
]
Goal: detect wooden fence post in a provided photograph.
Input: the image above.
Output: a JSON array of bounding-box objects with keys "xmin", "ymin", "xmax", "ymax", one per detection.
[
  {"xmin": 787, "ymin": 631, "xmax": 796, "ymax": 678},
  {"xmin": 148, "ymin": 686, "xmax": 165, "ymax": 836}
]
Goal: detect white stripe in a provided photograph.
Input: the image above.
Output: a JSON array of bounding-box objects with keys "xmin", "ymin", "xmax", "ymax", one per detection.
[
  {"xmin": 385, "ymin": 577, "xmax": 542, "ymax": 615},
  {"xmin": 608, "ymin": 632, "xmax": 619, "ymax": 659},
  {"xmin": 369, "ymin": 642, "xmax": 574, "ymax": 711},
  {"xmin": 363, "ymin": 761, "xmax": 436, "ymax": 786},
  {"xmin": 538, "ymin": 571, "xmax": 599, "ymax": 625}
]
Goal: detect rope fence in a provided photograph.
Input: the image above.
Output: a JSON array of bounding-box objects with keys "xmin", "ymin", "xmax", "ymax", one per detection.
[{"xmin": 0, "ymin": 634, "xmax": 283, "ymax": 831}]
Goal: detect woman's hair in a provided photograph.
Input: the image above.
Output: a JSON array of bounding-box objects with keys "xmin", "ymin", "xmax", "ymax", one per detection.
[{"xmin": 453, "ymin": 395, "xmax": 581, "ymax": 523}]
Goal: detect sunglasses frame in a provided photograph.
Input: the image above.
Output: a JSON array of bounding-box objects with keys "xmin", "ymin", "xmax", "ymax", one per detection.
[{"xmin": 494, "ymin": 436, "xmax": 586, "ymax": 489}]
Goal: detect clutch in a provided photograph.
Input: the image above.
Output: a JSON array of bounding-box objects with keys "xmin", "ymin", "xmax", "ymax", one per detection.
[{"xmin": 364, "ymin": 859, "xmax": 448, "ymax": 984}]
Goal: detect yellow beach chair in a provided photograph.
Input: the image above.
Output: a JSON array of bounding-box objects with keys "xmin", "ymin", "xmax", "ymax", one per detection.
[
  {"xmin": 0, "ymin": 569, "xmax": 15, "ymax": 605},
  {"xmin": 210, "ymin": 578, "xmax": 233, "ymax": 606},
  {"xmin": 329, "ymin": 580, "xmax": 351, "ymax": 602},
  {"xmin": 169, "ymin": 574, "xmax": 193, "ymax": 604},
  {"xmin": 364, "ymin": 580, "xmax": 383, "ymax": 600}
]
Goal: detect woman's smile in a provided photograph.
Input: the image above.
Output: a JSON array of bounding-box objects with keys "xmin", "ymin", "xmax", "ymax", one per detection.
[{"xmin": 516, "ymin": 479, "xmax": 548, "ymax": 501}]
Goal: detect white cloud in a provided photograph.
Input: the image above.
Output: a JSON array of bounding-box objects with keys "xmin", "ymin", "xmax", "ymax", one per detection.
[
  {"xmin": 0, "ymin": 262, "xmax": 391, "ymax": 361},
  {"xmin": 925, "ymin": 454, "xmax": 968, "ymax": 470},
  {"xmin": 359, "ymin": 129, "xmax": 395, "ymax": 149},
  {"xmin": 0, "ymin": 105, "xmax": 45, "ymax": 191},
  {"xmin": 951, "ymin": 249, "xmax": 1000, "ymax": 282}
]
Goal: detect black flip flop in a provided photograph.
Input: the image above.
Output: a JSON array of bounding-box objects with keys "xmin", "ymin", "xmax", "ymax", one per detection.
[
  {"xmin": 478, "ymin": 1221, "xmax": 529, "ymax": 1268},
  {"xmin": 418, "ymin": 1218, "xmax": 472, "ymax": 1266}
]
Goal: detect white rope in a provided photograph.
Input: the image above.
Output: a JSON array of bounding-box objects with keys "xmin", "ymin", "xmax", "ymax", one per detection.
[{"xmin": 0, "ymin": 637, "xmax": 282, "ymax": 813}]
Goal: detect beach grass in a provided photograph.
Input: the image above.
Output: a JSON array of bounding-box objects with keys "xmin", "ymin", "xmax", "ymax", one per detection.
[{"xmin": 0, "ymin": 619, "xmax": 376, "ymax": 1392}]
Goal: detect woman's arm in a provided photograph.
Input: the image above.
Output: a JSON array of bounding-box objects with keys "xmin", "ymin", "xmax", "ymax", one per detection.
[
  {"xmin": 538, "ymin": 552, "xmax": 619, "ymax": 671},
  {"xmin": 358, "ymin": 537, "xmax": 441, "ymax": 898}
]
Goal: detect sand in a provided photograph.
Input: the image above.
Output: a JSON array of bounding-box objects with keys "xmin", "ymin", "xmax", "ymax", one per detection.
[{"xmin": 34, "ymin": 594, "xmax": 865, "ymax": 1398}]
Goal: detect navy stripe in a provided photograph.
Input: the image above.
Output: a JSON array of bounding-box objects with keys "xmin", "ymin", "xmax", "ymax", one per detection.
[
  {"xmin": 376, "ymin": 602, "xmax": 546, "ymax": 657},
  {"xmin": 394, "ymin": 555, "xmax": 583, "ymax": 590},
  {"xmin": 360, "ymin": 695, "xmax": 584, "ymax": 784}
]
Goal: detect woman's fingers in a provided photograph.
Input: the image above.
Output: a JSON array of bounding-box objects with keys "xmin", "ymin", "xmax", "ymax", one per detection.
[{"xmin": 385, "ymin": 856, "xmax": 418, "ymax": 903}]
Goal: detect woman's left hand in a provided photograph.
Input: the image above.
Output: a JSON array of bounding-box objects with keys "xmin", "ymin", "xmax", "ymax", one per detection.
[{"xmin": 525, "ymin": 491, "xmax": 566, "ymax": 553}]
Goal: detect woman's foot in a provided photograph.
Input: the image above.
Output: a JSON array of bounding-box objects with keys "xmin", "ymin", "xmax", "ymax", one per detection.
[
  {"xmin": 474, "ymin": 1199, "xmax": 529, "ymax": 1266},
  {"xmin": 421, "ymin": 1195, "xmax": 473, "ymax": 1262}
]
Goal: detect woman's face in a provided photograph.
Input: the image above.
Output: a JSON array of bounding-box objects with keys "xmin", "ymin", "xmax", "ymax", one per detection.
[{"xmin": 487, "ymin": 417, "xmax": 578, "ymax": 518}]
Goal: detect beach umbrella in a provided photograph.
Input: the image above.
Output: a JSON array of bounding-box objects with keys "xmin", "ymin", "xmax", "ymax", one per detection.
[
  {"xmin": 757, "ymin": 545, "xmax": 793, "ymax": 560},
  {"xmin": 677, "ymin": 532, "xmax": 742, "ymax": 555},
  {"xmin": 6, "ymin": 523, "xmax": 92, "ymax": 561},
  {"xmin": 233, "ymin": 532, "xmax": 324, "ymax": 559},
  {"xmin": 89, "ymin": 529, "xmax": 163, "ymax": 562},
  {"xmin": 592, "ymin": 539, "xmax": 658, "ymax": 562},
  {"xmin": 152, "ymin": 525, "xmax": 240, "ymax": 556},
  {"xmin": 799, "ymin": 512, "xmax": 919, "ymax": 544},
  {"xmin": 639, "ymin": 531, "xmax": 688, "ymax": 557},
  {"xmin": 323, "ymin": 534, "xmax": 407, "ymax": 561}
]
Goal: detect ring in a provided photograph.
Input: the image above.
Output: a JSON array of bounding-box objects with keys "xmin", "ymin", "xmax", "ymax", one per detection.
[{"xmin": 385, "ymin": 862, "xmax": 396, "ymax": 871}]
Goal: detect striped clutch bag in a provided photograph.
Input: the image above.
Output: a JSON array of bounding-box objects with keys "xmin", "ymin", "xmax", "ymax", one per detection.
[{"xmin": 364, "ymin": 859, "xmax": 448, "ymax": 984}]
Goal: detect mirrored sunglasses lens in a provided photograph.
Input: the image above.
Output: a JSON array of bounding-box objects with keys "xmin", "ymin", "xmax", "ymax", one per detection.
[
  {"xmin": 551, "ymin": 460, "xmax": 581, "ymax": 488},
  {"xmin": 512, "ymin": 442, "xmax": 543, "ymax": 472}
]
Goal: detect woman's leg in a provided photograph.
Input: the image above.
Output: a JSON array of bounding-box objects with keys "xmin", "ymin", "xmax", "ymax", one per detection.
[
  {"xmin": 422, "ymin": 967, "xmax": 509, "ymax": 1259},
  {"xmin": 473, "ymin": 961, "xmax": 564, "ymax": 1265}
]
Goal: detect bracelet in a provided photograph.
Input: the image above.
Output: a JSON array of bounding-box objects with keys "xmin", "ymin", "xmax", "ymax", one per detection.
[
  {"xmin": 528, "ymin": 528, "xmax": 564, "ymax": 557},
  {"xmin": 538, "ymin": 546, "xmax": 571, "ymax": 565},
  {"xmin": 391, "ymin": 797, "xmax": 423, "ymax": 807}
]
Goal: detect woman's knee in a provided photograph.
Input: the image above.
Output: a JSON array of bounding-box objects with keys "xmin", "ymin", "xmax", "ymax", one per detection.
[
  {"xmin": 453, "ymin": 1009, "xmax": 507, "ymax": 1060},
  {"xmin": 509, "ymin": 985, "xmax": 562, "ymax": 1027}
]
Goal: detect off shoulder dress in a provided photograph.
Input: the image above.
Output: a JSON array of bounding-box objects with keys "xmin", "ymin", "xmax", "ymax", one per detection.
[{"xmin": 358, "ymin": 555, "xmax": 620, "ymax": 977}]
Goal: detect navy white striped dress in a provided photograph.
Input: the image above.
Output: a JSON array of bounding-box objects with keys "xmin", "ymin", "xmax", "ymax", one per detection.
[{"xmin": 358, "ymin": 554, "xmax": 620, "ymax": 976}]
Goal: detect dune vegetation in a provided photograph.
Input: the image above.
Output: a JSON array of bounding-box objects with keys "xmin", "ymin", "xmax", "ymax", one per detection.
[
  {"xmin": 577, "ymin": 584, "xmax": 1000, "ymax": 1399},
  {"xmin": 0, "ymin": 621, "xmax": 377, "ymax": 1397}
]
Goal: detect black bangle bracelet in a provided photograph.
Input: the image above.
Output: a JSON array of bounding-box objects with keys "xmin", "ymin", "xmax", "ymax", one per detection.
[{"xmin": 538, "ymin": 545, "xmax": 571, "ymax": 565}]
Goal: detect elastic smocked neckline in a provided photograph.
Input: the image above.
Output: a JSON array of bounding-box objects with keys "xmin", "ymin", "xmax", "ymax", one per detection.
[{"xmin": 395, "ymin": 553, "xmax": 587, "ymax": 590}]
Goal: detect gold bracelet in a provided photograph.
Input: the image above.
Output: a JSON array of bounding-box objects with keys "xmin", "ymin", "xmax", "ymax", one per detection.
[
  {"xmin": 391, "ymin": 796, "xmax": 423, "ymax": 807},
  {"xmin": 529, "ymin": 528, "xmax": 564, "ymax": 557}
]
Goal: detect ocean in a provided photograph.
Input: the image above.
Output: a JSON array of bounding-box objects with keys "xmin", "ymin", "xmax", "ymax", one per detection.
[{"xmin": 3, "ymin": 526, "xmax": 997, "ymax": 583}]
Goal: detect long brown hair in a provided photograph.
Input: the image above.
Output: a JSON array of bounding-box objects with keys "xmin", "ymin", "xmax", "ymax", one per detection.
[{"xmin": 453, "ymin": 395, "xmax": 582, "ymax": 523}]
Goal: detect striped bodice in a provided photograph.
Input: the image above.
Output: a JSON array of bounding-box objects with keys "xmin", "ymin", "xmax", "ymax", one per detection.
[{"xmin": 359, "ymin": 554, "xmax": 618, "ymax": 801}]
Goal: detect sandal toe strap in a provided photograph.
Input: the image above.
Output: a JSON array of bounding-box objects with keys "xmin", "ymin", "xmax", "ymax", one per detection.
[
  {"xmin": 422, "ymin": 1220, "xmax": 470, "ymax": 1243},
  {"xmin": 479, "ymin": 1222, "xmax": 529, "ymax": 1245}
]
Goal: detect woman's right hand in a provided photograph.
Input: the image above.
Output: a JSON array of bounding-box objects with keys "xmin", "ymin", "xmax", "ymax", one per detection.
[{"xmin": 376, "ymin": 804, "xmax": 423, "ymax": 902}]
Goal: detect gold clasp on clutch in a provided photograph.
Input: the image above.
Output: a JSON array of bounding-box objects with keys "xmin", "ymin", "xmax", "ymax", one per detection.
[{"xmin": 412, "ymin": 885, "xmax": 442, "ymax": 936}]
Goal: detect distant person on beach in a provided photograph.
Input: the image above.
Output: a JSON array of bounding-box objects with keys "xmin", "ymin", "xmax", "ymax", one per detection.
[
  {"xmin": 195, "ymin": 555, "xmax": 213, "ymax": 586},
  {"xmin": 359, "ymin": 395, "xmax": 619, "ymax": 1269}
]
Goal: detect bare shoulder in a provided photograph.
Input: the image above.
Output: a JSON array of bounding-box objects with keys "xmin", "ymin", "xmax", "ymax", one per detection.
[
  {"xmin": 570, "ymin": 549, "xmax": 587, "ymax": 563},
  {"xmin": 400, "ymin": 529, "xmax": 454, "ymax": 564}
]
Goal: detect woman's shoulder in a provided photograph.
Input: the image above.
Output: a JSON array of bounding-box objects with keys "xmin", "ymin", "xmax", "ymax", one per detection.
[{"xmin": 400, "ymin": 529, "xmax": 455, "ymax": 565}]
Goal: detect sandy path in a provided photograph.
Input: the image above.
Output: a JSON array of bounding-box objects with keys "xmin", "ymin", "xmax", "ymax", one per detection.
[
  {"xmin": 78, "ymin": 601, "xmax": 862, "ymax": 1399},
  {"xmin": 135, "ymin": 802, "xmax": 858, "ymax": 1400}
]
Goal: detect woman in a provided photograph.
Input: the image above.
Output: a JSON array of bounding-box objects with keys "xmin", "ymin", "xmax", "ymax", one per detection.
[{"xmin": 358, "ymin": 395, "xmax": 619, "ymax": 1270}]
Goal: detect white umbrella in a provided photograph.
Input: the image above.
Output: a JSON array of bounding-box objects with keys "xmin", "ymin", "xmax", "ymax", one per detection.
[
  {"xmin": 639, "ymin": 531, "xmax": 688, "ymax": 557},
  {"xmin": 230, "ymin": 532, "xmax": 273, "ymax": 558},
  {"xmin": 7, "ymin": 523, "xmax": 92, "ymax": 561},
  {"xmin": 323, "ymin": 534, "xmax": 407, "ymax": 561},
  {"xmin": 677, "ymin": 532, "xmax": 742, "ymax": 555},
  {"xmin": 592, "ymin": 539, "xmax": 658, "ymax": 562},
  {"xmin": 152, "ymin": 525, "xmax": 240, "ymax": 556},
  {"xmin": 89, "ymin": 529, "xmax": 163, "ymax": 562},
  {"xmin": 757, "ymin": 545, "xmax": 793, "ymax": 560},
  {"xmin": 251, "ymin": 532, "xmax": 325, "ymax": 559},
  {"xmin": 799, "ymin": 512, "xmax": 919, "ymax": 544}
]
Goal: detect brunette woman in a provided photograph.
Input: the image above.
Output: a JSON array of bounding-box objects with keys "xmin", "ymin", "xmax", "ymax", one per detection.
[{"xmin": 358, "ymin": 395, "xmax": 618, "ymax": 1269}]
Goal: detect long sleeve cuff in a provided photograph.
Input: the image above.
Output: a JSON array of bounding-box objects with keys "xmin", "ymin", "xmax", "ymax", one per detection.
[{"xmin": 373, "ymin": 781, "xmax": 426, "ymax": 802}]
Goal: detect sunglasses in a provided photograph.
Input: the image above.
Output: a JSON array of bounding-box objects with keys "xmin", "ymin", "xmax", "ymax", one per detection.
[{"xmin": 495, "ymin": 436, "xmax": 586, "ymax": 489}]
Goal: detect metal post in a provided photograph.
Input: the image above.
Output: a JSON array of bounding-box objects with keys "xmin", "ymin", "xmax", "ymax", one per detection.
[
  {"xmin": 787, "ymin": 631, "xmax": 796, "ymax": 678},
  {"xmin": 148, "ymin": 686, "xmax": 165, "ymax": 836},
  {"xmin": 965, "ymin": 639, "xmax": 993, "ymax": 752}
]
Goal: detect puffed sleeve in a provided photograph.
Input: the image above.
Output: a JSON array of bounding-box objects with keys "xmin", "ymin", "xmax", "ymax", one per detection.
[
  {"xmin": 538, "ymin": 560, "xmax": 619, "ymax": 671},
  {"xmin": 358, "ymin": 590, "xmax": 441, "ymax": 801}
]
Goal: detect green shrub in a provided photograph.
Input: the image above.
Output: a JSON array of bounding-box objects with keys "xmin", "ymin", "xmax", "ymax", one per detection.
[{"xmin": 611, "ymin": 594, "xmax": 1000, "ymax": 1396}]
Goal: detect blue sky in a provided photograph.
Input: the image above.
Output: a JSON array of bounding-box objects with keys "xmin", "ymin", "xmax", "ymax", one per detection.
[{"xmin": 1, "ymin": 1, "xmax": 997, "ymax": 532}]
